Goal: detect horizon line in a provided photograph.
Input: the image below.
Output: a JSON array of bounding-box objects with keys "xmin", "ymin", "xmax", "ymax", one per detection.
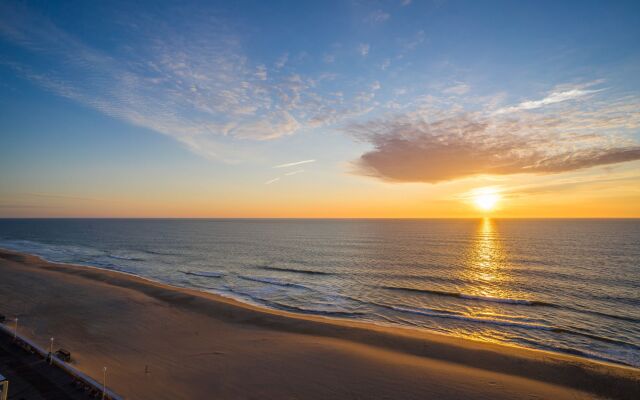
[{"xmin": 1, "ymin": 217, "xmax": 639, "ymax": 220}]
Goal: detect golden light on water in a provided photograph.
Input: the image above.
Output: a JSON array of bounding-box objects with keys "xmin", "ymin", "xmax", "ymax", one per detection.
[
  {"xmin": 450, "ymin": 218, "xmax": 514, "ymax": 343},
  {"xmin": 470, "ymin": 218, "xmax": 504, "ymax": 285},
  {"xmin": 464, "ymin": 218, "xmax": 510, "ymax": 300}
]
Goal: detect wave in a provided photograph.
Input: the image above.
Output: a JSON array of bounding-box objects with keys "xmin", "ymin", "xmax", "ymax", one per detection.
[
  {"xmin": 510, "ymin": 257, "xmax": 555, "ymax": 267},
  {"xmin": 381, "ymin": 286, "xmax": 640, "ymax": 324},
  {"xmin": 594, "ymin": 294, "xmax": 640, "ymax": 307},
  {"xmin": 566, "ymin": 307, "xmax": 640, "ymax": 324},
  {"xmin": 0, "ymin": 240, "xmax": 104, "ymax": 258},
  {"xmin": 381, "ymin": 286, "xmax": 551, "ymax": 306},
  {"xmin": 513, "ymin": 337, "xmax": 635, "ymax": 367},
  {"xmin": 237, "ymin": 275, "xmax": 311, "ymax": 290},
  {"xmin": 380, "ymin": 305, "xmax": 637, "ymax": 349},
  {"xmin": 218, "ymin": 286, "xmax": 364, "ymax": 318},
  {"xmin": 385, "ymin": 304, "xmax": 554, "ymax": 331},
  {"xmin": 108, "ymin": 254, "xmax": 145, "ymax": 262},
  {"xmin": 549, "ymin": 328, "xmax": 640, "ymax": 349},
  {"xmin": 256, "ymin": 265, "xmax": 334, "ymax": 276},
  {"xmin": 470, "ymin": 311, "xmax": 549, "ymax": 325},
  {"xmin": 264, "ymin": 301, "xmax": 366, "ymax": 318},
  {"xmin": 181, "ymin": 270, "xmax": 224, "ymax": 278},
  {"xmin": 458, "ymin": 293, "xmax": 551, "ymax": 306},
  {"xmin": 385, "ymin": 304, "xmax": 640, "ymax": 350},
  {"xmin": 363, "ymin": 273, "xmax": 463, "ymax": 286},
  {"xmin": 142, "ymin": 249, "xmax": 183, "ymax": 256},
  {"xmin": 512, "ymin": 267, "xmax": 634, "ymax": 290}
]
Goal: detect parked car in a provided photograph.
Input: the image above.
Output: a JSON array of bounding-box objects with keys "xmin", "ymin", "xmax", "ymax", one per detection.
[{"xmin": 55, "ymin": 348, "xmax": 72, "ymax": 362}]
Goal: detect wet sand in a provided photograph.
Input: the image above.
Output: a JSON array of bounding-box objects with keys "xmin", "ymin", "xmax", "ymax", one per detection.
[{"xmin": 0, "ymin": 249, "xmax": 638, "ymax": 399}]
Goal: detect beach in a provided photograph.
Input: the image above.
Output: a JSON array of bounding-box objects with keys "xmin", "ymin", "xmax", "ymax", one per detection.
[{"xmin": 1, "ymin": 249, "xmax": 638, "ymax": 400}]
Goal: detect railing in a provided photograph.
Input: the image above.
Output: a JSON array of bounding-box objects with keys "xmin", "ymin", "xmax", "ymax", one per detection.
[{"xmin": 0, "ymin": 322, "xmax": 123, "ymax": 400}]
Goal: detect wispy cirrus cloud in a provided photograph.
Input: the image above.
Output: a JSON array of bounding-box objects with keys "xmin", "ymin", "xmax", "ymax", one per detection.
[
  {"xmin": 494, "ymin": 87, "xmax": 604, "ymax": 115},
  {"xmin": 349, "ymin": 85, "xmax": 640, "ymax": 183},
  {"xmin": 273, "ymin": 159, "xmax": 316, "ymax": 168},
  {"xmin": 265, "ymin": 162, "xmax": 312, "ymax": 185},
  {"xmin": 264, "ymin": 177, "xmax": 280, "ymax": 185},
  {"xmin": 0, "ymin": 3, "xmax": 379, "ymax": 161},
  {"xmin": 274, "ymin": 53, "xmax": 288, "ymax": 69}
]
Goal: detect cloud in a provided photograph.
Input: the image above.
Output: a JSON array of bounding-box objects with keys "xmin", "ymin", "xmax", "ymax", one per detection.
[
  {"xmin": 365, "ymin": 10, "xmax": 390, "ymax": 24},
  {"xmin": 0, "ymin": 3, "xmax": 379, "ymax": 161},
  {"xmin": 275, "ymin": 53, "xmax": 288, "ymax": 69},
  {"xmin": 265, "ymin": 166, "xmax": 308, "ymax": 186},
  {"xmin": 494, "ymin": 88, "xmax": 603, "ymax": 114},
  {"xmin": 274, "ymin": 159, "xmax": 316, "ymax": 168},
  {"xmin": 358, "ymin": 43, "xmax": 370, "ymax": 56},
  {"xmin": 232, "ymin": 111, "xmax": 300, "ymax": 141},
  {"xmin": 255, "ymin": 65, "xmax": 267, "ymax": 80},
  {"xmin": 349, "ymin": 94, "xmax": 640, "ymax": 183},
  {"xmin": 0, "ymin": 6, "xmax": 281, "ymax": 149},
  {"xmin": 264, "ymin": 177, "xmax": 280, "ymax": 185},
  {"xmin": 443, "ymin": 83, "xmax": 470, "ymax": 96},
  {"xmin": 4, "ymin": 1, "xmax": 635, "ymax": 187},
  {"xmin": 401, "ymin": 0, "xmax": 412, "ymax": 6},
  {"xmin": 398, "ymin": 30, "xmax": 425, "ymax": 53}
]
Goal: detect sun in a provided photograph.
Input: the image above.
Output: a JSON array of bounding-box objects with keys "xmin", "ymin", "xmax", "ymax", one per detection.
[{"xmin": 473, "ymin": 189, "xmax": 500, "ymax": 212}]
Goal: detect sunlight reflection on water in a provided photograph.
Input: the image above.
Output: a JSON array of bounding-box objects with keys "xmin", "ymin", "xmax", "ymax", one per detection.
[
  {"xmin": 464, "ymin": 218, "xmax": 510, "ymax": 299},
  {"xmin": 1, "ymin": 218, "xmax": 638, "ymax": 366}
]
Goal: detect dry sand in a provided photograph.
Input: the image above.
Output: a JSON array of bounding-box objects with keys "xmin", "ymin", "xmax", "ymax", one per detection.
[{"xmin": 1, "ymin": 249, "xmax": 638, "ymax": 399}]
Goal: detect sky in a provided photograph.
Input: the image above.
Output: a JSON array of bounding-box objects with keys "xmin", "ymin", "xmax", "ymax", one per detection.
[{"xmin": 1, "ymin": 0, "xmax": 639, "ymax": 218}]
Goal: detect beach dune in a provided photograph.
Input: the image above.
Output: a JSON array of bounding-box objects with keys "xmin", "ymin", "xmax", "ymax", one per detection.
[{"xmin": 0, "ymin": 249, "xmax": 638, "ymax": 400}]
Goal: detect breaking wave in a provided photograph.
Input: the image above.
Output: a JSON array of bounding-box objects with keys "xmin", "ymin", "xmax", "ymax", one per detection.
[
  {"xmin": 181, "ymin": 270, "xmax": 225, "ymax": 278},
  {"xmin": 256, "ymin": 265, "xmax": 335, "ymax": 276},
  {"xmin": 237, "ymin": 275, "xmax": 312, "ymax": 290},
  {"xmin": 381, "ymin": 286, "xmax": 551, "ymax": 306}
]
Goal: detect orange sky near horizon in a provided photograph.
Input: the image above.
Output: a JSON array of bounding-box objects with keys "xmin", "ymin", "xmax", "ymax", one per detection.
[{"xmin": 3, "ymin": 161, "xmax": 639, "ymax": 218}]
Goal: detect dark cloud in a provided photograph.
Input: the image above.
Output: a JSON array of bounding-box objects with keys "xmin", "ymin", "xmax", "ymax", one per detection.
[{"xmin": 350, "ymin": 115, "xmax": 640, "ymax": 183}]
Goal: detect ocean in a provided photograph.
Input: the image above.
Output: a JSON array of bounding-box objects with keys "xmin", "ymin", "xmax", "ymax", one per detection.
[{"xmin": 0, "ymin": 218, "xmax": 638, "ymax": 367}]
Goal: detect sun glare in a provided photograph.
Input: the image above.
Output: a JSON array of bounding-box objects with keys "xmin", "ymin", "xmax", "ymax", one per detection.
[{"xmin": 473, "ymin": 189, "xmax": 500, "ymax": 212}]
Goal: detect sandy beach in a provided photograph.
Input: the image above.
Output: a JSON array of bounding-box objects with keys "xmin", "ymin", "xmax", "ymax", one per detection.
[{"xmin": 0, "ymin": 249, "xmax": 638, "ymax": 400}]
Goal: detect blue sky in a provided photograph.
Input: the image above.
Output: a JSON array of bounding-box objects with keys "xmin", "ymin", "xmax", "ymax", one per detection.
[{"xmin": 1, "ymin": 0, "xmax": 639, "ymax": 217}]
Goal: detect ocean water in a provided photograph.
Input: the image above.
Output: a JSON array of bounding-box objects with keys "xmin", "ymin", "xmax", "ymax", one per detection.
[{"xmin": 0, "ymin": 218, "xmax": 638, "ymax": 367}]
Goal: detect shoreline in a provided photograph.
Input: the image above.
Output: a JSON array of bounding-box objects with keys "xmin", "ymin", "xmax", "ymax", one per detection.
[
  {"xmin": 1, "ymin": 244, "xmax": 635, "ymax": 369},
  {"xmin": 1, "ymin": 248, "xmax": 639, "ymax": 399}
]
